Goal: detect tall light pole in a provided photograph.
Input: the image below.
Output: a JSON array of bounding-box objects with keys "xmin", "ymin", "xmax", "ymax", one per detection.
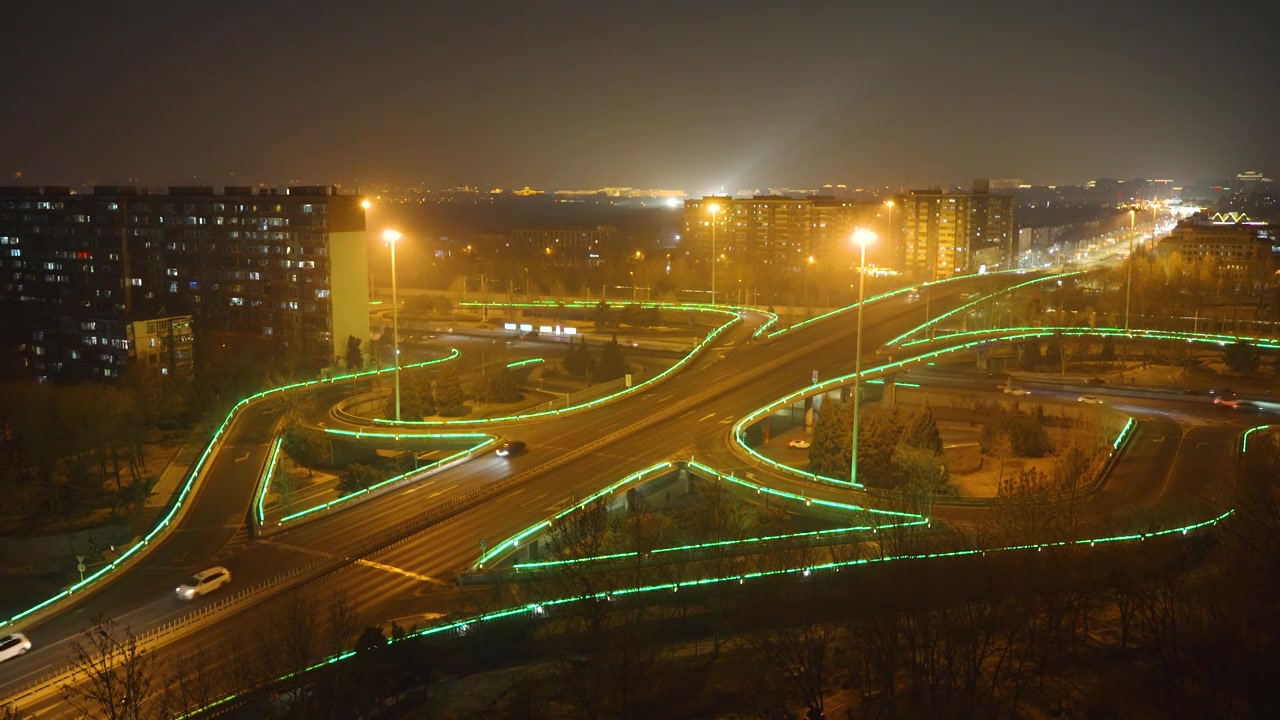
[
  {"xmin": 1125, "ymin": 208, "xmax": 1134, "ymax": 333},
  {"xmin": 882, "ymin": 199, "xmax": 894, "ymax": 266},
  {"xmin": 382, "ymin": 229, "xmax": 403, "ymax": 422},
  {"xmin": 850, "ymin": 228, "xmax": 876, "ymax": 485},
  {"xmin": 707, "ymin": 202, "xmax": 721, "ymax": 305}
]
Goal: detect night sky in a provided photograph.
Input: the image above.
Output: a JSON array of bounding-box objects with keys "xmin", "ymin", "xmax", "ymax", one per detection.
[{"xmin": 2, "ymin": 0, "xmax": 1275, "ymax": 191}]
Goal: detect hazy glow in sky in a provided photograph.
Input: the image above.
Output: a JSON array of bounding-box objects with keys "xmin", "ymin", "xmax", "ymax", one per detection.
[{"xmin": 2, "ymin": 1, "xmax": 1275, "ymax": 189}]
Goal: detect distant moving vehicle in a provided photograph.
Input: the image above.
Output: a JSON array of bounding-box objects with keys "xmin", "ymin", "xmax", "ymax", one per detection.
[
  {"xmin": 1078, "ymin": 395, "xmax": 1103, "ymax": 404},
  {"xmin": 906, "ymin": 290, "xmax": 921, "ymax": 302},
  {"xmin": 1003, "ymin": 386, "xmax": 1030, "ymax": 396},
  {"xmin": 496, "ymin": 441, "xmax": 527, "ymax": 457},
  {"xmin": 1208, "ymin": 388, "xmax": 1234, "ymax": 397},
  {"xmin": 787, "ymin": 439, "xmax": 811, "ymax": 449},
  {"xmin": 520, "ymin": 330, "xmax": 539, "ymax": 340},
  {"xmin": 1213, "ymin": 397, "xmax": 1240, "ymax": 408},
  {"xmin": 1087, "ymin": 378, "xmax": 1108, "ymax": 386},
  {"xmin": 0, "ymin": 633, "xmax": 31, "ymax": 663},
  {"xmin": 175, "ymin": 567, "xmax": 231, "ymax": 601}
]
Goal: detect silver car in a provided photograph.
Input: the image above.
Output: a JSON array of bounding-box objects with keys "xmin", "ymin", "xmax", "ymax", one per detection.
[{"xmin": 0, "ymin": 633, "xmax": 31, "ymax": 663}]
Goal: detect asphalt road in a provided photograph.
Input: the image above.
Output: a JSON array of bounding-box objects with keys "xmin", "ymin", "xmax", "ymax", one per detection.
[{"xmin": 10, "ymin": 271, "xmax": 1244, "ymax": 714}]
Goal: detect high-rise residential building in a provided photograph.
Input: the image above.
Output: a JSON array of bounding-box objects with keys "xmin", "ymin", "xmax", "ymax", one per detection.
[
  {"xmin": 893, "ymin": 181, "xmax": 1015, "ymax": 281},
  {"xmin": 682, "ymin": 196, "xmax": 885, "ymax": 269},
  {"xmin": 0, "ymin": 185, "xmax": 368, "ymax": 380},
  {"xmin": 507, "ymin": 224, "xmax": 620, "ymax": 267}
]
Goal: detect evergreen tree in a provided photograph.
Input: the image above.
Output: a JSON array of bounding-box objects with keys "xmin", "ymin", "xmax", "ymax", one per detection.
[
  {"xmin": 344, "ymin": 335, "xmax": 363, "ymax": 371},
  {"xmin": 592, "ymin": 300, "xmax": 610, "ymax": 329},
  {"xmin": 1224, "ymin": 342, "xmax": 1260, "ymax": 373},
  {"xmin": 433, "ymin": 367, "xmax": 467, "ymax": 416},
  {"xmin": 400, "ymin": 373, "xmax": 435, "ymax": 419},
  {"xmin": 859, "ymin": 406, "xmax": 907, "ymax": 483},
  {"xmin": 486, "ymin": 368, "xmax": 522, "ymax": 403},
  {"xmin": 902, "ymin": 406, "xmax": 944, "ymax": 455},
  {"xmin": 808, "ymin": 397, "xmax": 852, "ymax": 478},
  {"xmin": 1019, "ymin": 339, "xmax": 1040, "ymax": 371},
  {"xmin": 337, "ymin": 464, "xmax": 381, "ymax": 495},
  {"xmin": 599, "ymin": 335, "xmax": 627, "ymax": 381}
]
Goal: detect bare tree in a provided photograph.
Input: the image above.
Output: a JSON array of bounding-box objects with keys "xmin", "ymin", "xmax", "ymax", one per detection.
[{"xmin": 61, "ymin": 617, "xmax": 158, "ymax": 720}]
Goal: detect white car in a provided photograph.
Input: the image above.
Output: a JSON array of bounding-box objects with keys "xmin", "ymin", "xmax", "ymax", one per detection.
[
  {"xmin": 1078, "ymin": 395, "xmax": 1103, "ymax": 404},
  {"xmin": 0, "ymin": 633, "xmax": 32, "ymax": 663},
  {"xmin": 1003, "ymin": 386, "xmax": 1030, "ymax": 396},
  {"xmin": 175, "ymin": 566, "xmax": 232, "ymax": 601},
  {"xmin": 787, "ymin": 439, "xmax": 811, "ymax": 449}
]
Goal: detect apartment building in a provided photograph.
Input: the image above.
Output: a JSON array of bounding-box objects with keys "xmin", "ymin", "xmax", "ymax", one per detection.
[{"xmin": 0, "ymin": 185, "xmax": 368, "ymax": 379}]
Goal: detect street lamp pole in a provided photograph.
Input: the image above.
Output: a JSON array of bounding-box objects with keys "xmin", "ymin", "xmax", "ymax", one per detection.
[
  {"xmin": 708, "ymin": 202, "xmax": 721, "ymax": 305},
  {"xmin": 850, "ymin": 228, "xmax": 876, "ymax": 485},
  {"xmin": 883, "ymin": 199, "xmax": 894, "ymax": 264},
  {"xmin": 1125, "ymin": 209, "xmax": 1134, "ymax": 333},
  {"xmin": 383, "ymin": 229, "xmax": 403, "ymax": 422}
]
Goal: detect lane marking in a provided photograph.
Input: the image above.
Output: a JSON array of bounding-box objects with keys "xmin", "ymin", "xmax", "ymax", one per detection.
[
  {"xmin": 698, "ymin": 412, "xmax": 717, "ymax": 422},
  {"xmin": 356, "ymin": 559, "xmax": 450, "ymax": 587},
  {"xmin": 233, "ymin": 451, "xmax": 250, "ymax": 463},
  {"xmin": 1152, "ymin": 436, "xmax": 1165, "ymax": 443},
  {"xmin": 718, "ymin": 416, "xmax": 734, "ymax": 424},
  {"xmin": 427, "ymin": 490, "xmax": 448, "ymax": 499}
]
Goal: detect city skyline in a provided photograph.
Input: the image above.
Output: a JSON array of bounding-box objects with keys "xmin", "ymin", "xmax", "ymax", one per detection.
[{"xmin": 3, "ymin": 1, "xmax": 1276, "ymax": 192}]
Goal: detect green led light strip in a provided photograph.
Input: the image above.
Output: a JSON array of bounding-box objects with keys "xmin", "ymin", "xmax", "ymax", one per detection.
[
  {"xmin": 0, "ymin": 348, "xmax": 465, "ymax": 631},
  {"xmin": 884, "ymin": 271, "xmax": 1087, "ymax": 348},
  {"xmin": 505, "ymin": 460, "xmax": 926, "ymax": 571},
  {"xmin": 272, "ymin": 438, "xmax": 496, "ymax": 525},
  {"xmin": 765, "ymin": 267, "xmax": 1045, "ymax": 341},
  {"xmin": 687, "ymin": 460, "xmax": 923, "ymax": 519},
  {"xmin": 506, "ymin": 357, "xmax": 544, "ymax": 368},
  {"xmin": 175, "ymin": 503, "xmax": 1235, "ymax": 719},
  {"xmin": 323, "ymin": 428, "xmax": 490, "ymax": 440},
  {"xmin": 474, "ymin": 461, "xmax": 673, "ymax": 569},
  {"xmin": 362, "ymin": 304, "xmax": 743, "ymax": 427},
  {"xmin": 1242, "ymin": 424, "xmax": 1275, "ymax": 453},
  {"xmin": 899, "ymin": 326, "xmax": 1280, "ymax": 351},
  {"xmin": 730, "ymin": 326, "xmax": 1139, "ymax": 489},
  {"xmin": 255, "ymin": 437, "xmax": 284, "ymax": 526}
]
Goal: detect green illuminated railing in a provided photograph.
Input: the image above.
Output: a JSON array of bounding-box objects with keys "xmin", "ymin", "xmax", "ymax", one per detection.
[
  {"xmin": 899, "ymin": 326, "xmax": 1280, "ymax": 351},
  {"xmin": 0, "ymin": 348, "xmax": 460, "ymax": 631},
  {"xmin": 883, "ymin": 270, "xmax": 1087, "ymax": 348},
  {"xmin": 363, "ymin": 303, "xmax": 743, "ymax": 427},
  {"xmin": 480, "ymin": 459, "xmax": 926, "ymax": 573},
  {"xmin": 255, "ymin": 437, "xmax": 284, "ymax": 526},
  {"xmin": 1243, "ymin": 424, "xmax": 1275, "ymax": 454},
  {"xmin": 764, "ymin": 266, "xmax": 1050, "ymax": 340},
  {"xmin": 473, "ymin": 461, "xmax": 673, "ymax": 569},
  {"xmin": 177, "ymin": 501, "xmax": 1234, "ymax": 718},
  {"xmin": 259, "ymin": 438, "xmax": 496, "ymax": 527}
]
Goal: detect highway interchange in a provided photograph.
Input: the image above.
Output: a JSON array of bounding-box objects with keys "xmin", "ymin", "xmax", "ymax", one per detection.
[{"xmin": 1, "ymin": 268, "xmax": 1267, "ymax": 716}]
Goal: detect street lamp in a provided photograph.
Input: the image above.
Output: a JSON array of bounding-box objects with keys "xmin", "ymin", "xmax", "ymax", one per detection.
[
  {"xmin": 883, "ymin": 200, "xmax": 894, "ymax": 263},
  {"xmin": 850, "ymin": 228, "xmax": 876, "ymax": 485},
  {"xmin": 382, "ymin": 229, "xmax": 403, "ymax": 422},
  {"xmin": 707, "ymin": 202, "xmax": 721, "ymax": 305},
  {"xmin": 1125, "ymin": 208, "xmax": 1134, "ymax": 333}
]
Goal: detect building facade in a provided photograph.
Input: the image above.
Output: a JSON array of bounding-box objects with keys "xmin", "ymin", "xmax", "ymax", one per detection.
[
  {"xmin": 893, "ymin": 182, "xmax": 1015, "ymax": 281},
  {"xmin": 0, "ymin": 185, "xmax": 368, "ymax": 380},
  {"xmin": 508, "ymin": 224, "xmax": 619, "ymax": 267},
  {"xmin": 1158, "ymin": 217, "xmax": 1278, "ymax": 279},
  {"xmin": 682, "ymin": 196, "xmax": 887, "ymax": 270}
]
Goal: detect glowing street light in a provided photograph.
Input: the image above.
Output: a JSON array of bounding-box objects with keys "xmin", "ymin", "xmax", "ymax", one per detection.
[
  {"xmin": 360, "ymin": 199, "xmax": 372, "ymax": 210},
  {"xmin": 382, "ymin": 228, "xmax": 403, "ymax": 422},
  {"xmin": 850, "ymin": 228, "xmax": 876, "ymax": 485},
  {"xmin": 1125, "ymin": 208, "xmax": 1134, "ymax": 333},
  {"xmin": 707, "ymin": 202, "xmax": 721, "ymax": 305}
]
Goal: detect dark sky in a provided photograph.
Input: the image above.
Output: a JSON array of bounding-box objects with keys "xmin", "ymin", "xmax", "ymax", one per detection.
[{"xmin": 2, "ymin": 0, "xmax": 1275, "ymax": 191}]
